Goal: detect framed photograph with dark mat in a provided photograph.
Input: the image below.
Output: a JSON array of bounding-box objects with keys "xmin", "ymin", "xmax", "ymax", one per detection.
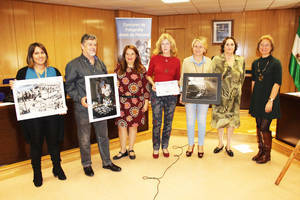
[
  {"xmin": 85, "ymin": 74, "xmax": 120, "ymax": 123},
  {"xmin": 12, "ymin": 76, "xmax": 67, "ymax": 121},
  {"xmin": 182, "ymin": 73, "xmax": 221, "ymax": 104},
  {"xmin": 212, "ymin": 20, "xmax": 233, "ymax": 44}
]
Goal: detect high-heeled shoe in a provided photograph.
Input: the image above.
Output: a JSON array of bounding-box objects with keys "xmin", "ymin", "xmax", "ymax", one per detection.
[
  {"xmin": 198, "ymin": 152, "xmax": 204, "ymax": 158},
  {"xmin": 153, "ymin": 151, "xmax": 159, "ymax": 159},
  {"xmin": 186, "ymin": 145, "xmax": 195, "ymax": 157},
  {"xmin": 162, "ymin": 149, "xmax": 169, "ymax": 158}
]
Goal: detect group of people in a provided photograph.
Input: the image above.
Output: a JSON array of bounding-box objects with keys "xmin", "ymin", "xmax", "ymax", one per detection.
[{"xmin": 10, "ymin": 32, "xmax": 282, "ymax": 187}]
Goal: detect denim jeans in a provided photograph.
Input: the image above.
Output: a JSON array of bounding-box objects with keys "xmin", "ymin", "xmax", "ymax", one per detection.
[
  {"xmin": 150, "ymin": 91, "xmax": 177, "ymax": 150},
  {"xmin": 185, "ymin": 103, "xmax": 209, "ymax": 146},
  {"xmin": 74, "ymin": 103, "xmax": 112, "ymax": 167}
]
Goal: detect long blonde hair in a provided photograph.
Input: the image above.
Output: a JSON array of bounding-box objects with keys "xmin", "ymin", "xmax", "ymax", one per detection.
[{"xmin": 153, "ymin": 33, "xmax": 177, "ymax": 57}]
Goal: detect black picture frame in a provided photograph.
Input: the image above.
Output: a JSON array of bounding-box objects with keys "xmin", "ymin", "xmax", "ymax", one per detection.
[
  {"xmin": 212, "ymin": 20, "xmax": 233, "ymax": 44},
  {"xmin": 182, "ymin": 73, "xmax": 221, "ymax": 104}
]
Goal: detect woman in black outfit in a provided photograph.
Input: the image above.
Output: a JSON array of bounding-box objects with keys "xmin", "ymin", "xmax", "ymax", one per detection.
[
  {"xmin": 249, "ymin": 35, "xmax": 282, "ymax": 164},
  {"xmin": 10, "ymin": 43, "xmax": 66, "ymax": 187}
]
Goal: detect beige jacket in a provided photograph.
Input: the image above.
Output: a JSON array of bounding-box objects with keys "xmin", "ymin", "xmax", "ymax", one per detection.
[{"xmin": 180, "ymin": 56, "xmax": 212, "ymax": 86}]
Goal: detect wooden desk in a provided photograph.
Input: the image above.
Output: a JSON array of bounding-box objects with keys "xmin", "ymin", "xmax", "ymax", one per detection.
[
  {"xmin": 240, "ymin": 75, "xmax": 252, "ymax": 109},
  {"xmin": 0, "ymin": 100, "xmax": 148, "ymax": 165},
  {"xmin": 276, "ymin": 93, "xmax": 300, "ymax": 147}
]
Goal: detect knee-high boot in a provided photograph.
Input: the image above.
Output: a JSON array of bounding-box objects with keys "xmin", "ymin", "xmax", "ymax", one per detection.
[
  {"xmin": 256, "ymin": 130, "xmax": 272, "ymax": 164},
  {"xmin": 51, "ymin": 154, "xmax": 66, "ymax": 180},
  {"xmin": 252, "ymin": 128, "xmax": 263, "ymax": 161},
  {"xmin": 32, "ymin": 160, "xmax": 43, "ymax": 187}
]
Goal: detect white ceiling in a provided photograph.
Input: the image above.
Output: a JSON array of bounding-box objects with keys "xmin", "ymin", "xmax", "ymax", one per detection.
[{"xmin": 26, "ymin": 0, "xmax": 300, "ymax": 15}]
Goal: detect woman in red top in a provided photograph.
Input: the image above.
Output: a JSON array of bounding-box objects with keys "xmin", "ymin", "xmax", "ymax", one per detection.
[
  {"xmin": 146, "ymin": 33, "xmax": 181, "ymax": 159},
  {"xmin": 113, "ymin": 45, "xmax": 150, "ymax": 160}
]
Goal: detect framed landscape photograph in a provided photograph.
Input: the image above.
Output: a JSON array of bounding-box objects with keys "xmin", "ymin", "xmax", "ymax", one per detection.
[
  {"xmin": 182, "ymin": 73, "xmax": 221, "ymax": 104},
  {"xmin": 212, "ymin": 20, "xmax": 233, "ymax": 44},
  {"xmin": 12, "ymin": 76, "xmax": 67, "ymax": 121},
  {"xmin": 85, "ymin": 74, "xmax": 120, "ymax": 123}
]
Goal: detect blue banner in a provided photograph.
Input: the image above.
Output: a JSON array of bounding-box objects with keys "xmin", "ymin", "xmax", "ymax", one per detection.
[{"xmin": 115, "ymin": 18, "xmax": 152, "ymax": 69}]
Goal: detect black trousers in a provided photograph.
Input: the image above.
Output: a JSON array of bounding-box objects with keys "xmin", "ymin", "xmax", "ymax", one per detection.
[{"xmin": 27, "ymin": 116, "xmax": 61, "ymax": 166}]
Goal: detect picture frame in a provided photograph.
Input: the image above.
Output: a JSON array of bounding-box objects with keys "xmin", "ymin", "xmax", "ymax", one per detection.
[
  {"xmin": 12, "ymin": 76, "xmax": 67, "ymax": 121},
  {"xmin": 182, "ymin": 73, "xmax": 221, "ymax": 104},
  {"xmin": 212, "ymin": 20, "xmax": 233, "ymax": 44},
  {"xmin": 85, "ymin": 74, "xmax": 120, "ymax": 123}
]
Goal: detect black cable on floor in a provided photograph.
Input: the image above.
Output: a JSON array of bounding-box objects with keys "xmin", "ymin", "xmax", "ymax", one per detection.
[{"xmin": 142, "ymin": 144, "xmax": 188, "ymax": 200}]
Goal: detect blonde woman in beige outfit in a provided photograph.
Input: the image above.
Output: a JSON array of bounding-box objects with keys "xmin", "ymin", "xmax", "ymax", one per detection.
[{"xmin": 180, "ymin": 37, "xmax": 212, "ymax": 158}]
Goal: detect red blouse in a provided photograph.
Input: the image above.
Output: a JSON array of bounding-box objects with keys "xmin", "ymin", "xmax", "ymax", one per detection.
[{"xmin": 147, "ymin": 54, "xmax": 181, "ymax": 82}]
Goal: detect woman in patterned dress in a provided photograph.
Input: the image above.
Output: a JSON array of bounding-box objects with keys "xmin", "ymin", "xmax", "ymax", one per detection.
[
  {"xmin": 211, "ymin": 37, "xmax": 245, "ymax": 157},
  {"xmin": 113, "ymin": 45, "xmax": 150, "ymax": 160}
]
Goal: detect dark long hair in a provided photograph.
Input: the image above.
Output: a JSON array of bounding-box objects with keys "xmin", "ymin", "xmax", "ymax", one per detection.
[
  {"xmin": 117, "ymin": 45, "xmax": 144, "ymax": 75},
  {"xmin": 26, "ymin": 42, "xmax": 48, "ymax": 68},
  {"xmin": 220, "ymin": 37, "xmax": 238, "ymax": 54}
]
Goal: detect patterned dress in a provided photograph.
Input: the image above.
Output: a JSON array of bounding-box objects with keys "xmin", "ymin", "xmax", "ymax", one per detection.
[
  {"xmin": 115, "ymin": 65, "xmax": 150, "ymax": 127},
  {"xmin": 211, "ymin": 54, "xmax": 245, "ymax": 129}
]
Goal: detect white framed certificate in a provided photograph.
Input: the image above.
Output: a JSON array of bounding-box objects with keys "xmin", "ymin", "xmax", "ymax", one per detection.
[{"xmin": 155, "ymin": 80, "xmax": 180, "ymax": 97}]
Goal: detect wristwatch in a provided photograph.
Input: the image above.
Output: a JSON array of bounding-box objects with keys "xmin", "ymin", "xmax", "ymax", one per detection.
[{"xmin": 268, "ymin": 97, "xmax": 274, "ymax": 102}]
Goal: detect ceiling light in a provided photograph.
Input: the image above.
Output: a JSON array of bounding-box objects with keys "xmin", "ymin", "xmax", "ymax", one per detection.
[{"xmin": 161, "ymin": 0, "xmax": 190, "ymax": 3}]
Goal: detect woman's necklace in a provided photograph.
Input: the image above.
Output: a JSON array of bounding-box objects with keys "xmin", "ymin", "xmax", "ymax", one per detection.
[
  {"xmin": 257, "ymin": 60, "xmax": 270, "ymax": 81},
  {"xmin": 35, "ymin": 68, "xmax": 47, "ymax": 78}
]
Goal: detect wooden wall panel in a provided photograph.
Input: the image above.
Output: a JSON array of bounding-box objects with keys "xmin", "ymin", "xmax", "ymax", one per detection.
[
  {"xmin": 69, "ymin": 6, "xmax": 86, "ymax": 60},
  {"xmin": 0, "ymin": 0, "xmax": 18, "ymax": 80},
  {"xmin": 12, "ymin": 1, "xmax": 35, "ymax": 69},
  {"xmin": 244, "ymin": 11, "xmax": 262, "ymax": 66},
  {"xmin": 85, "ymin": 8, "xmax": 103, "ymax": 58},
  {"xmin": 199, "ymin": 13, "xmax": 215, "ymax": 58},
  {"xmin": 53, "ymin": 5, "xmax": 72, "ymax": 74},
  {"xmin": 97, "ymin": 9, "xmax": 116, "ymax": 73},
  {"xmin": 33, "ymin": 3, "xmax": 55, "ymax": 67}
]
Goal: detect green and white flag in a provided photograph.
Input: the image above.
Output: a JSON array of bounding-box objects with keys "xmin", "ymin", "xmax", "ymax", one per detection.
[{"xmin": 289, "ymin": 17, "xmax": 300, "ymax": 91}]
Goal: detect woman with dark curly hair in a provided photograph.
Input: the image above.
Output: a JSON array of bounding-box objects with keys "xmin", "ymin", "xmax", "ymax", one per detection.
[{"xmin": 113, "ymin": 45, "xmax": 150, "ymax": 160}]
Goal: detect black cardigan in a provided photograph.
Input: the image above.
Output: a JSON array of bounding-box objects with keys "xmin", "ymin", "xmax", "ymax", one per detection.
[{"xmin": 16, "ymin": 66, "xmax": 65, "ymax": 143}]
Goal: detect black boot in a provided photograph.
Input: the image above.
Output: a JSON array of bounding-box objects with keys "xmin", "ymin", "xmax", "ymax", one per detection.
[
  {"xmin": 256, "ymin": 131, "xmax": 272, "ymax": 164},
  {"xmin": 252, "ymin": 128, "xmax": 263, "ymax": 161},
  {"xmin": 32, "ymin": 162, "xmax": 43, "ymax": 187},
  {"xmin": 53, "ymin": 162, "xmax": 67, "ymax": 180}
]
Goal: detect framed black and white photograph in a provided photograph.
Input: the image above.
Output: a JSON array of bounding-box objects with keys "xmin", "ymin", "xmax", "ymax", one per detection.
[
  {"xmin": 85, "ymin": 74, "xmax": 120, "ymax": 123},
  {"xmin": 182, "ymin": 73, "xmax": 221, "ymax": 104},
  {"xmin": 212, "ymin": 20, "xmax": 233, "ymax": 44},
  {"xmin": 12, "ymin": 76, "xmax": 67, "ymax": 121}
]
